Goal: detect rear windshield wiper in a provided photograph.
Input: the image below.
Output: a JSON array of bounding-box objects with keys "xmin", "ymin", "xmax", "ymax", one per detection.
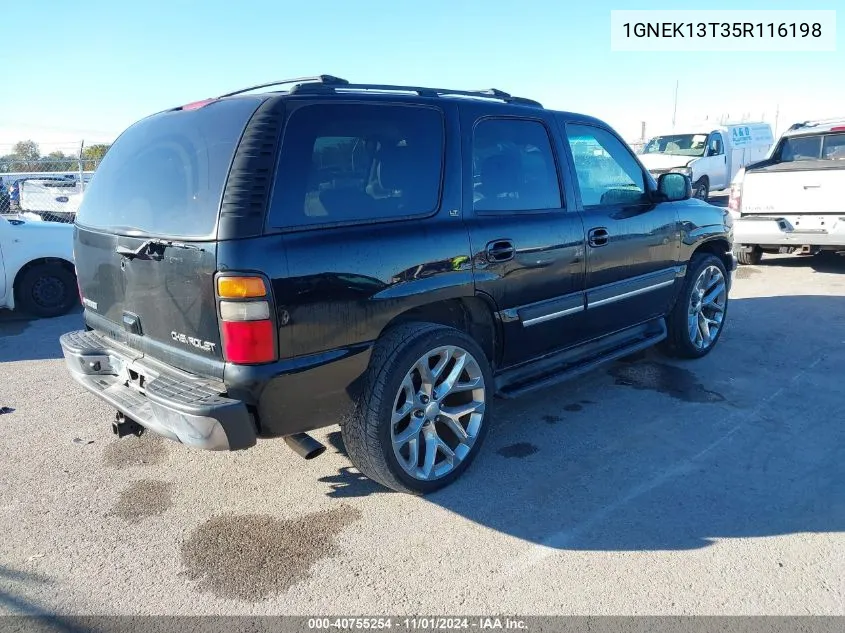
[{"xmin": 116, "ymin": 239, "xmax": 203, "ymax": 261}]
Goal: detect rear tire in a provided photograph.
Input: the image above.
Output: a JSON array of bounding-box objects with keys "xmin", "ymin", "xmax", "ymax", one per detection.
[
  {"xmin": 15, "ymin": 263, "xmax": 78, "ymax": 318},
  {"xmin": 664, "ymin": 253, "xmax": 729, "ymax": 359},
  {"xmin": 735, "ymin": 245, "xmax": 762, "ymax": 265},
  {"xmin": 342, "ymin": 322, "xmax": 494, "ymax": 494}
]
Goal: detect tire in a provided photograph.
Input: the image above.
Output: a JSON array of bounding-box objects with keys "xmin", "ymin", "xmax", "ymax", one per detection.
[
  {"xmin": 735, "ymin": 245, "xmax": 762, "ymax": 265},
  {"xmin": 664, "ymin": 253, "xmax": 729, "ymax": 359},
  {"xmin": 15, "ymin": 263, "xmax": 78, "ymax": 318},
  {"xmin": 693, "ymin": 178, "xmax": 709, "ymax": 201},
  {"xmin": 342, "ymin": 322, "xmax": 494, "ymax": 494}
]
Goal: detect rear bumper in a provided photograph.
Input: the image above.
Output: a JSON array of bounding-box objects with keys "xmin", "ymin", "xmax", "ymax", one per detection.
[
  {"xmin": 60, "ymin": 330, "xmax": 256, "ymax": 451},
  {"xmin": 734, "ymin": 215, "xmax": 845, "ymax": 247}
]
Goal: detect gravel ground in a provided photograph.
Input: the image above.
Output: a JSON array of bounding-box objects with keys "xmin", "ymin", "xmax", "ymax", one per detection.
[{"xmin": 0, "ymin": 253, "xmax": 843, "ymax": 616}]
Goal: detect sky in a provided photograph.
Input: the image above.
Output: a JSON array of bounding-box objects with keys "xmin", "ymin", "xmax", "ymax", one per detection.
[{"xmin": 1, "ymin": 0, "xmax": 842, "ymax": 155}]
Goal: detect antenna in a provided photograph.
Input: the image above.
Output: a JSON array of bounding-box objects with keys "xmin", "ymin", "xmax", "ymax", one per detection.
[{"xmin": 671, "ymin": 80, "xmax": 679, "ymax": 129}]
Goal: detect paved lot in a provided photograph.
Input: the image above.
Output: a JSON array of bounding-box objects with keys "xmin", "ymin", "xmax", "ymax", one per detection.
[{"xmin": 1, "ymin": 252, "xmax": 844, "ymax": 616}]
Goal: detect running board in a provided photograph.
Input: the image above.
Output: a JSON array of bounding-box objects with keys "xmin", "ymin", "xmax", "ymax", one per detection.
[{"xmin": 496, "ymin": 320, "xmax": 667, "ymax": 399}]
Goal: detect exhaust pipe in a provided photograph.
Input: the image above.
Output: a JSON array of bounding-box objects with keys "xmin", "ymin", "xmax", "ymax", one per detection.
[
  {"xmin": 284, "ymin": 433, "xmax": 326, "ymax": 460},
  {"xmin": 113, "ymin": 413, "xmax": 144, "ymax": 438}
]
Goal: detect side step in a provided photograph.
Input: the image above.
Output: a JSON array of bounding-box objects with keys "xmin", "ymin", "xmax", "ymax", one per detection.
[{"xmin": 496, "ymin": 320, "xmax": 667, "ymax": 399}]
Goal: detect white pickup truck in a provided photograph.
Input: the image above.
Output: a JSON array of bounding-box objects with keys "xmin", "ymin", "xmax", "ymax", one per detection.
[
  {"xmin": 0, "ymin": 214, "xmax": 78, "ymax": 317},
  {"xmin": 730, "ymin": 118, "xmax": 845, "ymax": 264}
]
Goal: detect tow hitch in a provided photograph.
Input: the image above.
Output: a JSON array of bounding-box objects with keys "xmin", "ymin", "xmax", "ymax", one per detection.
[{"xmin": 112, "ymin": 412, "xmax": 144, "ymax": 438}]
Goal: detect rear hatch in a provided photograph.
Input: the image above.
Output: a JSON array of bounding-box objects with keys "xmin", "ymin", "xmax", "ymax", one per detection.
[
  {"xmin": 74, "ymin": 97, "xmax": 263, "ymax": 378},
  {"xmin": 741, "ymin": 131, "xmax": 845, "ymax": 217}
]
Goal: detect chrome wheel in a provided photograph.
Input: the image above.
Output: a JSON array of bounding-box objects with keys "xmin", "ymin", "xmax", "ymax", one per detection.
[
  {"xmin": 390, "ymin": 345, "xmax": 486, "ymax": 481},
  {"xmin": 687, "ymin": 265, "xmax": 727, "ymax": 350}
]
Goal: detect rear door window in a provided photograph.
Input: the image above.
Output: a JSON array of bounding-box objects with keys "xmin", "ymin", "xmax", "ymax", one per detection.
[
  {"xmin": 472, "ymin": 118, "xmax": 562, "ymax": 212},
  {"xmin": 268, "ymin": 103, "xmax": 444, "ymax": 228},
  {"xmin": 76, "ymin": 97, "xmax": 262, "ymax": 239}
]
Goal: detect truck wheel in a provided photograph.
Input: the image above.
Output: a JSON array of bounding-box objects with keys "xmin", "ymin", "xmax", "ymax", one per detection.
[
  {"xmin": 735, "ymin": 245, "xmax": 762, "ymax": 265},
  {"xmin": 342, "ymin": 322, "xmax": 493, "ymax": 494},
  {"xmin": 16, "ymin": 263, "xmax": 78, "ymax": 318},
  {"xmin": 693, "ymin": 178, "xmax": 709, "ymax": 201},
  {"xmin": 664, "ymin": 253, "xmax": 729, "ymax": 359}
]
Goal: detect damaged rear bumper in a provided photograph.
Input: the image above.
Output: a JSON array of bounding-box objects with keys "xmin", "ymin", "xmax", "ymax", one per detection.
[{"xmin": 60, "ymin": 330, "xmax": 256, "ymax": 450}]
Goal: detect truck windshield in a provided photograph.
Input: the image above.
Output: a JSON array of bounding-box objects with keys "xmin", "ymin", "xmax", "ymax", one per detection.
[
  {"xmin": 777, "ymin": 133, "xmax": 845, "ymax": 162},
  {"xmin": 642, "ymin": 134, "xmax": 707, "ymax": 157}
]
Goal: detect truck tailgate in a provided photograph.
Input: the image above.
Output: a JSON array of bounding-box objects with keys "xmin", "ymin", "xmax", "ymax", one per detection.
[{"xmin": 741, "ymin": 168, "xmax": 845, "ymax": 216}]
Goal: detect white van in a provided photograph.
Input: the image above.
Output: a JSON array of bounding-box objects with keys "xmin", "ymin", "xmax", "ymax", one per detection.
[{"xmin": 639, "ymin": 123, "xmax": 774, "ymax": 200}]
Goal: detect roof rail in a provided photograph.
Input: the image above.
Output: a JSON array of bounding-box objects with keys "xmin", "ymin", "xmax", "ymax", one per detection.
[
  {"xmin": 288, "ymin": 81, "xmax": 543, "ymax": 107},
  {"xmin": 217, "ymin": 75, "xmax": 349, "ymax": 99}
]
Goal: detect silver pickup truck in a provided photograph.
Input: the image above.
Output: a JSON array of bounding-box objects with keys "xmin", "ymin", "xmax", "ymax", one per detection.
[{"xmin": 729, "ymin": 117, "xmax": 845, "ymax": 264}]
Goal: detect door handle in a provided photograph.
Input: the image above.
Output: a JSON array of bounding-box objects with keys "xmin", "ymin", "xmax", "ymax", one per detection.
[
  {"xmin": 485, "ymin": 239, "xmax": 515, "ymax": 263},
  {"xmin": 588, "ymin": 227, "xmax": 609, "ymax": 247}
]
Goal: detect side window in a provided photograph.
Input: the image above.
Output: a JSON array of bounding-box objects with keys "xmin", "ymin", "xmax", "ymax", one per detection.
[
  {"xmin": 709, "ymin": 133, "xmax": 724, "ymax": 156},
  {"xmin": 269, "ymin": 103, "xmax": 444, "ymax": 228},
  {"xmin": 472, "ymin": 118, "xmax": 561, "ymax": 212},
  {"xmin": 566, "ymin": 124, "xmax": 648, "ymax": 207}
]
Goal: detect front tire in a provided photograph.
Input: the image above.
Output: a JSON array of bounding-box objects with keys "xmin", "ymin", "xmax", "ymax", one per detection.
[
  {"xmin": 342, "ymin": 323, "xmax": 493, "ymax": 494},
  {"xmin": 693, "ymin": 178, "xmax": 709, "ymax": 201},
  {"xmin": 15, "ymin": 263, "xmax": 78, "ymax": 318},
  {"xmin": 664, "ymin": 253, "xmax": 729, "ymax": 359}
]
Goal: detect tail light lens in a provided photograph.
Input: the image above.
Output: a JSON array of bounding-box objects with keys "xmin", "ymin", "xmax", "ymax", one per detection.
[
  {"xmin": 220, "ymin": 321, "xmax": 275, "ymax": 364},
  {"xmin": 217, "ymin": 275, "xmax": 277, "ymax": 364},
  {"xmin": 728, "ymin": 168, "xmax": 744, "ymax": 218}
]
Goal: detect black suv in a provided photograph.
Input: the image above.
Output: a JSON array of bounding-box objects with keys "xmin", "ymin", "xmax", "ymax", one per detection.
[{"xmin": 61, "ymin": 75, "xmax": 735, "ymax": 494}]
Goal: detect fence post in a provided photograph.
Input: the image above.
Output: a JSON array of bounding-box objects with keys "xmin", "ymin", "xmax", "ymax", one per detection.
[{"xmin": 78, "ymin": 140, "xmax": 85, "ymax": 191}]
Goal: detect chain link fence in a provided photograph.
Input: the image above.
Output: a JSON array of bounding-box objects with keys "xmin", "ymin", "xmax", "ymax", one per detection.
[{"xmin": 1, "ymin": 141, "xmax": 109, "ymax": 223}]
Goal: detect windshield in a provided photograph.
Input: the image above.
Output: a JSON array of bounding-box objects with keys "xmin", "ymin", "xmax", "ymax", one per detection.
[
  {"xmin": 777, "ymin": 133, "xmax": 845, "ymax": 162},
  {"xmin": 76, "ymin": 97, "xmax": 261, "ymax": 239},
  {"xmin": 643, "ymin": 134, "xmax": 708, "ymax": 157}
]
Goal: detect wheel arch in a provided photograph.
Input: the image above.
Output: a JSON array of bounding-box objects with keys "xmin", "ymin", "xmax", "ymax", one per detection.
[
  {"xmin": 378, "ymin": 295, "xmax": 502, "ymax": 369},
  {"xmin": 691, "ymin": 237, "xmax": 732, "ymax": 272}
]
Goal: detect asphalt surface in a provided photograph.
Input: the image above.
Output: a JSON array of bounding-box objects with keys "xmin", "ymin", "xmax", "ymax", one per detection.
[{"xmin": 1, "ymin": 250, "xmax": 844, "ymax": 616}]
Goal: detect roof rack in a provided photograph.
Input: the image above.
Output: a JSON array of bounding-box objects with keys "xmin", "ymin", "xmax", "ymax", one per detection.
[
  {"xmin": 288, "ymin": 81, "xmax": 543, "ymax": 107},
  {"xmin": 217, "ymin": 75, "xmax": 349, "ymax": 98},
  {"xmin": 788, "ymin": 116, "xmax": 845, "ymax": 131}
]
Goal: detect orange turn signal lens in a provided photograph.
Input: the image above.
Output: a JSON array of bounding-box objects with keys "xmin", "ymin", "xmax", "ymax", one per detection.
[{"xmin": 217, "ymin": 276, "xmax": 267, "ymax": 299}]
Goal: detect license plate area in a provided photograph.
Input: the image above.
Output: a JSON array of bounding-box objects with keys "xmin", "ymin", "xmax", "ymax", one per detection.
[{"xmin": 789, "ymin": 215, "xmax": 835, "ymax": 234}]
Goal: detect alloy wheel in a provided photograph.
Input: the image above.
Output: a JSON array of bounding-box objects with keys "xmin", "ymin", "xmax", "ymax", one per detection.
[
  {"xmin": 687, "ymin": 265, "xmax": 727, "ymax": 350},
  {"xmin": 390, "ymin": 345, "xmax": 486, "ymax": 481}
]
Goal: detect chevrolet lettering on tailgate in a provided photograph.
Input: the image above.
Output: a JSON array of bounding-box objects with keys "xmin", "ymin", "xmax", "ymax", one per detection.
[{"xmin": 171, "ymin": 331, "xmax": 216, "ymax": 353}]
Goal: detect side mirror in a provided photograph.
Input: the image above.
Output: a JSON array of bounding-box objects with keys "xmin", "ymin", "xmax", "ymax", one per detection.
[{"xmin": 657, "ymin": 172, "xmax": 692, "ymax": 202}]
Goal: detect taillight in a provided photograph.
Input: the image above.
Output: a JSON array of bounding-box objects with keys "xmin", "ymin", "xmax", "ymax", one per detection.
[
  {"xmin": 728, "ymin": 169, "xmax": 744, "ymax": 217},
  {"xmin": 217, "ymin": 275, "xmax": 277, "ymax": 364}
]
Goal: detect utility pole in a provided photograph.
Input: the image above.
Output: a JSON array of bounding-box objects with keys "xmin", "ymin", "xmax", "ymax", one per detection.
[
  {"xmin": 78, "ymin": 140, "xmax": 85, "ymax": 190},
  {"xmin": 774, "ymin": 104, "xmax": 780, "ymax": 137},
  {"xmin": 671, "ymin": 80, "xmax": 679, "ymax": 129}
]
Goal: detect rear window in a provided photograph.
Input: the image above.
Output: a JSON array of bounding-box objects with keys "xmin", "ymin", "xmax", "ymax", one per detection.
[
  {"xmin": 777, "ymin": 133, "xmax": 845, "ymax": 163},
  {"xmin": 76, "ymin": 97, "xmax": 261, "ymax": 239},
  {"xmin": 269, "ymin": 103, "xmax": 444, "ymax": 228}
]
